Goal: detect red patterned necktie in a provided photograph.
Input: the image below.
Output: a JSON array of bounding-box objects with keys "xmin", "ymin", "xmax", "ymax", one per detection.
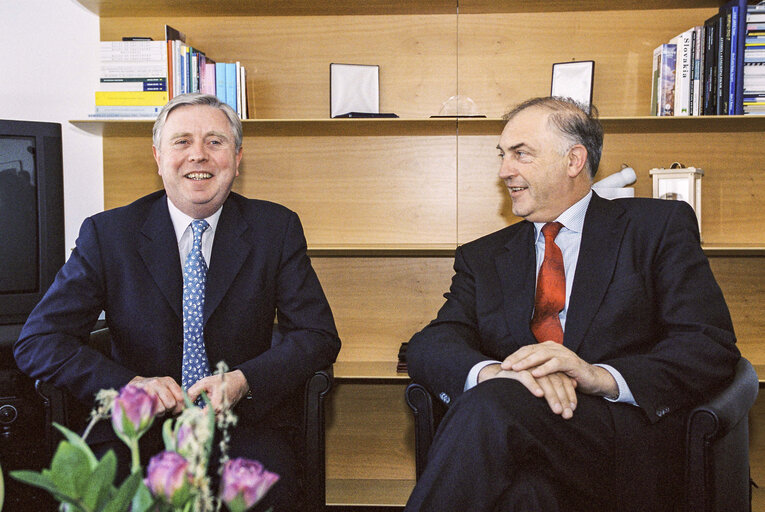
[{"xmin": 530, "ymin": 222, "xmax": 565, "ymax": 344}]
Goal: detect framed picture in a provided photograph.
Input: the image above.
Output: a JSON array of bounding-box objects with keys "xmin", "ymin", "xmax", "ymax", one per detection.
[
  {"xmin": 330, "ymin": 63, "xmax": 379, "ymax": 118},
  {"xmin": 551, "ymin": 60, "xmax": 594, "ymax": 113}
]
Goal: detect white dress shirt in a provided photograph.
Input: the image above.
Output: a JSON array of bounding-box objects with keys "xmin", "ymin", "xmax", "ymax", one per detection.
[
  {"xmin": 166, "ymin": 198, "xmax": 223, "ymax": 266},
  {"xmin": 465, "ymin": 191, "xmax": 636, "ymax": 405}
]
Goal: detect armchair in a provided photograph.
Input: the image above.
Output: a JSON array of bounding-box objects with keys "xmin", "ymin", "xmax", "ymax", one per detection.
[
  {"xmin": 35, "ymin": 327, "xmax": 333, "ymax": 512},
  {"xmin": 406, "ymin": 357, "xmax": 758, "ymax": 512}
]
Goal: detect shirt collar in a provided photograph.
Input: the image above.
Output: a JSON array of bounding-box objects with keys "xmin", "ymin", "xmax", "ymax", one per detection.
[
  {"xmin": 533, "ymin": 190, "xmax": 593, "ymax": 240},
  {"xmin": 166, "ymin": 197, "xmax": 223, "ymax": 243}
]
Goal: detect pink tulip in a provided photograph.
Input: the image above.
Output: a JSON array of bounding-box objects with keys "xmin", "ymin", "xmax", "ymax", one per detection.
[
  {"xmin": 111, "ymin": 385, "xmax": 158, "ymax": 440},
  {"xmin": 221, "ymin": 458, "xmax": 279, "ymax": 512},
  {"xmin": 144, "ymin": 451, "xmax": 191, "ymax": 506}
]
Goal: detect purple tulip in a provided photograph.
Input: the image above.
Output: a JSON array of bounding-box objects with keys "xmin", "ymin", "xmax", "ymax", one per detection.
[
  {"xmin": 111, "ymin": 385, "xmax": 158, "ymax": 440},
  {"xmin": 221, "ymin": 458, "xmax": 279, "ymax": 512},
  {"xmin": 144, "ymin": 451, "xmax": 191, "ymax": 506}
]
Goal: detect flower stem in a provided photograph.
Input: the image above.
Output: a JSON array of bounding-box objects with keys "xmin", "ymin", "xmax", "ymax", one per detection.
[{"xmin": 130, "ymin": 438, "xmax": 141, "ymax": 474}]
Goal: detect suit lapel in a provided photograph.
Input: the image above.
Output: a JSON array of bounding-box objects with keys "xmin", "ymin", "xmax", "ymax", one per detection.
[
  {"xmin": 496, "ymin": 221, "xmax": 538, "ymax": 347},
  {"xmin": 204, "ymin": 196, "xmax": 251, "ymax": 325},
  {"xmin": 138, "ymin": 195, "xmax": 183, "ymax": 320},
  {"xmin": 564, "ymin": 193, "xmax": 627, "ymax": 353}
]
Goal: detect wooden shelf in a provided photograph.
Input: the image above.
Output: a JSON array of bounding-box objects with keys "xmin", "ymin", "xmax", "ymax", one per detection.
[
  {"xmin": 75, "ymin": 0, "xmax": 724, "ymax": 17},
  {"xmin": 326, "ymin": 478, "xmax": 415, "ymax": 507},
  {"xmin": 72, "ymin": 115, "xmax": 765, "ymax": 138},
  {"xmin": 334, "ymin": 361, "xmax": 409, "ymax": 381}
]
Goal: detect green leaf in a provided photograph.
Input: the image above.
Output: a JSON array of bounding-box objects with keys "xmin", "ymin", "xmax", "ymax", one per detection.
[
  {"xmin": 102, "ymin": 471, "xmax": 142, "ymax": 512},
  {"xmin": 53, "ymin": 423, "xmax": 99, "ymax": 470},
  {"xmin": 130, "ymin": 480, "xmax": 158, "ymax": 512},
  {"xmin": 82, "ymin": 450, "xmax": 117, "ymax": 510},
  {"xmin": 49, "ymin": 441, "xmax": 92, "ymax": 499},
  {"xmin": 9, "ymin": 470, "xmax": 84, "ymax": 506}
]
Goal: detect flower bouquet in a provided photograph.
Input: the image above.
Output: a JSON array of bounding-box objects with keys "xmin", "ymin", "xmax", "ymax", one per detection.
[{"xmin": 10, "ymin": 365, "xmax": 278, "ymax": 512}]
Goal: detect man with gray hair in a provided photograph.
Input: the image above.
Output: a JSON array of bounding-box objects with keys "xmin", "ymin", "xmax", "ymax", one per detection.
[
  {"xmin": 404, "ymin": 96, "xmax": 738, "ymax": 511},
  {"xmin": 15, "ymin": 93, "xmax": 340, "ymax": 511}
]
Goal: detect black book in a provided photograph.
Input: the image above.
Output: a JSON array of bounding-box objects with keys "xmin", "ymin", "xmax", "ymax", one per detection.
[
  {"xmin": 703, "ymin": 15, "xmax": 719, "ymax": 115},
  {"xmin": 718, "ymin": 11, "xmax": 729, "ymax": 114}
]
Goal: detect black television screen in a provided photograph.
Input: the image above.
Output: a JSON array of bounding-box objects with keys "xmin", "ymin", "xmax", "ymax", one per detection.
[{"xmin": 0, "ymin": 120, "xmax": 64, "ymax": 326}]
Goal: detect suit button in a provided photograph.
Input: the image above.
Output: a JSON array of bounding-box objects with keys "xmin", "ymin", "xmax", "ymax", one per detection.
[{"xmin": 439, "ymin": 392, "xmax": 451, "ymax": 405}]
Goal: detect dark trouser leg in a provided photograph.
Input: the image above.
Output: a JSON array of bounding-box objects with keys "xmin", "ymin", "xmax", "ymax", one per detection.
[{"xmin": 404, "ymin": 378, "xmax": 620, "ymax": 512}]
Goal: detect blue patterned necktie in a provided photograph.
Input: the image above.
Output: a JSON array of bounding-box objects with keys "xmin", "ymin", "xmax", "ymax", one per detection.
[{"xmin": 182, "ymin": 219, "xmax": 212, "ymax": 398}]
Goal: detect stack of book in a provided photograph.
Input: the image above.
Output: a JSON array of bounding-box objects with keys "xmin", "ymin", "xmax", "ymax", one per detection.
[
  {"xmin": 744, "ymin": 2, "xmax": 765, "ymax": 114},
  {"xmin": 92, "ymin": 27, "xmax": 248, "ymax": 119},
  {"xmin": 94, "ymin": 40, "xmax": 169, "ymax": 118},
  {"xmin": 650, "ymin": 0, "xmax": 765, "ymax": 116}
]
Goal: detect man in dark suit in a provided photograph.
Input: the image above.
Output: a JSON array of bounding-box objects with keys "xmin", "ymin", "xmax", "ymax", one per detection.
[
  {"xmin": 404, "ymin": 97, "xmax": 739, "ymax": 511},
  {"xmin": 14, "ymin": 93, "xmax": 340, "ymax": 510}
]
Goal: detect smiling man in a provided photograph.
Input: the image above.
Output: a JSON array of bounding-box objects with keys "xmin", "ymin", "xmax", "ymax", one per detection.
[
  {"xmin": 14, "ymin": 93, "xmax": 340, "ymax": 511},
  {"xmin": 404, "ymin": 97, "xmax": 739, "ymax": 512}
]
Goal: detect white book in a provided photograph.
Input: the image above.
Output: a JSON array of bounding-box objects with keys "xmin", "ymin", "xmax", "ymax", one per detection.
[
  {"xmin": 692, "ymin": 26, "xmax": 704, "ymax": 116},
  {"xmin": 240, "ymin": 66, "xmax": 248, "ymax": 120},
  {"xmin": 670, "ymin": 28, "xmax": 694, "ymax": 116},
  {"xmin": 100, "ymin": 41, "xmax": 167, "ymax": 79}
]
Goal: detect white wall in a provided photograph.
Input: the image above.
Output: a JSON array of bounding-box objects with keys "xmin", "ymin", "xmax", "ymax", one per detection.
[{"xmin": 0, "ymin": 0, "xmax": 102, "ymax": 255}]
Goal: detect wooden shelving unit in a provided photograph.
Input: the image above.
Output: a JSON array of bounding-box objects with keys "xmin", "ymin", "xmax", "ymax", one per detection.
[{"xmin": 74, "ymin": 0, "xmax": 765, "ymax": 507}]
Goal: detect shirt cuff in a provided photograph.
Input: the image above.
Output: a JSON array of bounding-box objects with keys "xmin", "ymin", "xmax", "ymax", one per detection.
[
  {"xmin": 594, "ymin": 363, "xmax": 637, "ymax": 406},
  {"xmin": 465, "ymin": 360, "xmax": 502, "ymax": 391}
]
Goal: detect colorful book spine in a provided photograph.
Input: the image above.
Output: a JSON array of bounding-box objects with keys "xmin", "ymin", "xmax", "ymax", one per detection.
[
  {"xmin": 652, "ymin": 44, "xmax": 677, "ymax": 116},
  {"xmin": 95, "ymin": 91, "xmax": 169, "ymax": 106},
  {"xmin": 225, "ymin": 62, "xmax": 237, "ymax": 112}
]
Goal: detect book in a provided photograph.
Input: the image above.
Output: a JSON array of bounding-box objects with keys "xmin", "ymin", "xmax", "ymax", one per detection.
[
  {"xmin": 99, "ymin": 77, "xmax": 167, "ymax": 92},
  {"xmin": 692, "ymin": 25, "xmax": 704, "ymax": 116},
  {"xmin": 99, "ymin": 40, "xmax": 167, "ymax": 80},
  {"xmin": 215, "ymin": 62, "xmax": 227, "ymax": 104},
  {"xmin": 721, "ymin": 0, "xmax": 748, "ymax": 115},
  {"xmin": 670, "ymin": 28, "xmax": 694, "ymax": 115},
  {"xmin": 239, "ymin": 65, "xmax": 248, "ymax": 119},
  {"xmin": 704, "ymin": 14, "xmax": 720, "ymax": 115},
  {"xmin": 718, "ymin": 10, "xmax": 729, "ymax": 114},
  {"xmin": 95, "ymin": 91, "xmax": 168, "ymax": 106},
  {"xmin": 225, "ymin": 62, "xmax": 237, "ymax": 112},
  {"xmin": 652, "ymin": 44, "xmax": 677, "ymax": 116}
]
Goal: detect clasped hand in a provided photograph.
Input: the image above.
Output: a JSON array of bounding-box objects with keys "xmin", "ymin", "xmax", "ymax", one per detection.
[
  {"xmin": 477, "ymin": 341, "xmax": 617, "ymax": 420},
  {"xmin": 127, "ymin": 369, "xmax": 250, "ymax": 416}
]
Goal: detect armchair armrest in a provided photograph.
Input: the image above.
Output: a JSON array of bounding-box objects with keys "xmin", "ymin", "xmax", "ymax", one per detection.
[
  {"xmin": 302, "ymin": 366, "xmax": 333, "ymax": 512},
  {"xmin": 685, "ymin": 357, "xmax": 759, "ymax": 512}
]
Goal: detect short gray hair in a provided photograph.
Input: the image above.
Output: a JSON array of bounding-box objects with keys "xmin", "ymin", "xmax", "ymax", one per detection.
[
  {"xmin": 503, "ymin": 97, "xmax": 603, "ymax": 179},
  {"xmin": 153, "ymin": 93, "xmax": 242, "ymax": 151}
]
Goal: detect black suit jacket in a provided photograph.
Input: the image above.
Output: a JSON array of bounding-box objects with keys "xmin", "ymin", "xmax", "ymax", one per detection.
[
  {"xmin": 15, "ymin": 190, "xmax": 340, "ymax": 438},
  {"xmin": 407, "ymin": 193, "xmax": 739, "ymax": 424}
]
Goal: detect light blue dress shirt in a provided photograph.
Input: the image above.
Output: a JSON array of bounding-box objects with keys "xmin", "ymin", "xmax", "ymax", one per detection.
[{"xmin": 465, "ymin": 191, "xmax": 636, "ymax": 406}]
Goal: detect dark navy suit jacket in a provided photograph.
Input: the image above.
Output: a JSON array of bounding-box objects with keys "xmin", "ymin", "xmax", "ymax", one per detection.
[
  {"xmin": 407, "ymin": 193, "xmax": 739, "ymax": 424},
  {"xmin": 15, "ymin": 190, "xmax": 340, "ymax": 438}
]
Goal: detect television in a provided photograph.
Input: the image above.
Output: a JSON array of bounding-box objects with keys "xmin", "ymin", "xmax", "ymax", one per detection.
[{"xmin": 0, "ymin": 119, "xmax": 64, "ymax": 331}]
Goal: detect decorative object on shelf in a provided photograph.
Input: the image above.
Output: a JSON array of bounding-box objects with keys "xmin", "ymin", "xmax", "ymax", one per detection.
[
  {"xmin": 330, "ymin": 63, "xmax": 384, "ymax": 118},
  {"xmin": 551, "ymin": 60, "xmax": 595, "ymax": 113},
  {"xmin": 431, "ymin": 95, "xmax": 486, "ymax": 118},
  {"xmin": 592, "ymin": 163, "xmax": 637, "ymax": 199},
  {"xmin": 10, "ymin": 364, "xmax": 278, "ymax": 512},
  {"xmin": 649, "ymin": 162, "xmax": 704, "ymax": 235}
]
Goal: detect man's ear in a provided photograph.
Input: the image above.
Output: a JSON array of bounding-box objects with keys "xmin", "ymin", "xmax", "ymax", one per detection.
[
  {"xmin": 152, "ymin": 145, "xmax": 161, "ymax": 175},
  {"xmin": 566, "ymin": 144, "xmax": 588, "ymax": 178}
]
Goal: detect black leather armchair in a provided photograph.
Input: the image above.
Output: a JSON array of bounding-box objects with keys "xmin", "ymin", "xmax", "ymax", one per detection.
[
  {"xmin": 405, "ymin": 357, "xmax": 759, "ymax": 512},
  {"xmin": 35, "ymin": 327, "xmax": 333, "ymax": 512}
]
